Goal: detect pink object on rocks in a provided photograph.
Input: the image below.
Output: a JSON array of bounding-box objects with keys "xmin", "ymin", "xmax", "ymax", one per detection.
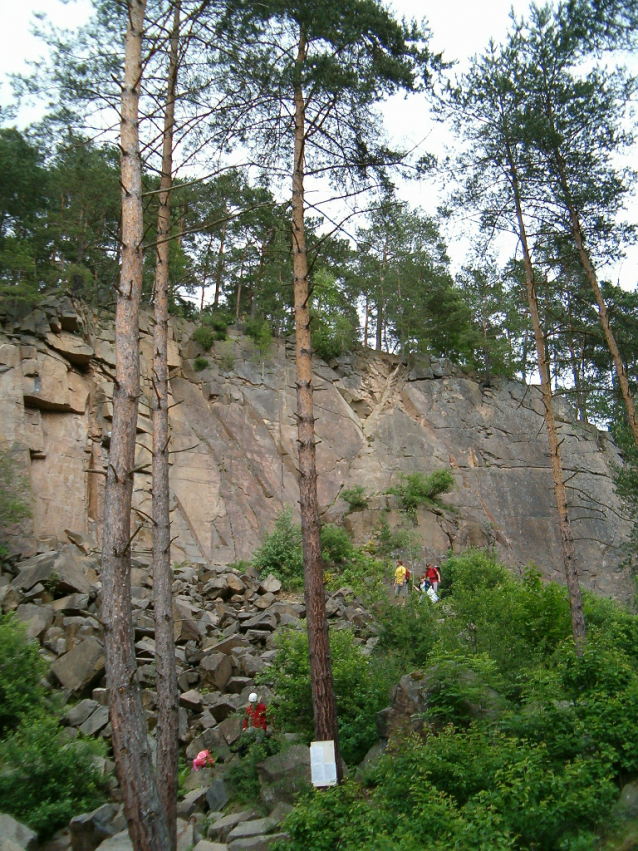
[{"xmin": 192, "ymin": 749, "xmax": 214, "ymax": 771}]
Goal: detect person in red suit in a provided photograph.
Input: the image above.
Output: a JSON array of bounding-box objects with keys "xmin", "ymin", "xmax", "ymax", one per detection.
[{"xmin": 243, "ymin": 692, "xmax": 268, "ymax": 732}]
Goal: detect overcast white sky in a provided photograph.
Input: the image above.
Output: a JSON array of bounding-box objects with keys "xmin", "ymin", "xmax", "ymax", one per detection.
[{"xmin": 0, "ymin": 0, "xmax": 636, "ymax": 287}]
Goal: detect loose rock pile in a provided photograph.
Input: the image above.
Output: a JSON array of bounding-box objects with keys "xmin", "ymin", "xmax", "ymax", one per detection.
[{"xmin": 0, "ymin": 535, "xmax": 381, "ymax": 850}]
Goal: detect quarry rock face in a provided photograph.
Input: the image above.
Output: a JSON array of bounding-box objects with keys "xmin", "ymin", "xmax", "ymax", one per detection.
[{"xmin": 0, "ymin": 296, "xmax": 632, "ymax": 601}]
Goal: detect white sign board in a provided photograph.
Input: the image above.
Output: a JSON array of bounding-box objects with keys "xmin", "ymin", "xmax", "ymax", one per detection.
[{"xmin": 310, "ymin": 740, "xmax": 337, "ymax": 787}]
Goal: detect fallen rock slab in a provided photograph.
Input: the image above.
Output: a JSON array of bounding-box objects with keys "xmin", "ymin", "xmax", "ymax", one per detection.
[
  {"xmin": 227, "ymin": 819, "xmax": 275, "ymax": 842},
  {"xmin": 51, "ymin": 636, "xmax": 105, "ymax": 693},
  {"xmin": 0, "ymin": 814, "xmax": 38, "ymax": 850},
  {"xmin": 69, "ymin": 804, "xmax": 118, "ymax": 851}
]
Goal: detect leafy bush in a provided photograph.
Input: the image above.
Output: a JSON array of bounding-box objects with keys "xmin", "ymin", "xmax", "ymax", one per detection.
[
  {"xmin": 340, "ymin": 485, "xmax": 369, "ymax": 512},
  {"xmin": 217, "ymin": 340, "xmax": 236, "ymax": 372},
  {"xmin": 321, "ymin": 525, "xmax": 354, "ymax": 565},
  {"xmin": 225, "ymin": 733, "xmax": 282, "ymax": 806},
  {"xmin": 192, "ymin": 325, "xmax": 215, "ymax": 350},
  {"xmin": 387, "ymin": 469, "xmax": 455, "ymax": 515},
  {"xmin": 193, "ymin": 356, "xmax": 209, "ymax": 372},
  {"xmin": 0, "ymin": 714, "xmax": 106, "ymax": 838},
  {"xmin": 275, "ymin": 549, "xmax": 638, "ymax": 850},
  {"xmin": 312, "ymin": 314, "xmax": 357, "ymax": 362},
  {"xmin": 244, "ymin": 317, "xmax": 272, "ymax": 357},
  {"xmin": 0, "ymin": 614, "xmax": 45, "ymax": 733},
  {"xmin": 252, "ymin": 507, "xmax": 304, "ymax": 588},
  {"xmin": 0, "ymin": 616, "xmax": 106, "ymax": 837},
  {"xmin": 262, "ymin": 629, "xmax": 391, "ymax": 766}
]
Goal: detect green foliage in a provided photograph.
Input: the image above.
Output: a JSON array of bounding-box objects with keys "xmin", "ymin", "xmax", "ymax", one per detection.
[
  {"xmin": 243, "ymin": 317, "xmax": 272, "ymax": 357},
  {"xmin": 252, "ymin": 507, "xmax": 304, "ymax": 588},
  {"xmin": 340, "ymin": 485, "xmax": 369, "ymax": 512},
  {"xmin": 217, "ymin": 340, "xmax": 236, "ymax": 372},
  {"xmin": 375, "ymin": 594, "xmax": 438, "ymax": 670},
  {"xmin": 277, "ymin": 548, "xmax": 638, "ymax": 851},
  {"xmin": 0, "ymin": 714, "xmax": 106, "ymax": 838},
  {"xmin": 262, "ymin": 629, "xmax": 391, "ymax": 766},
  {"xmin": 192, "ymin": 325, "xmax": 216, "ymax": 350},
  {"xmin": 0, "ymin": 614, "xmax": 45, "ymax": 733},
  {"xmin": 387, "ymin": 469, "xmax": 455, "ymax": 515},
  {"xmin": 371, "ymin": 516, "xmax": 415, "ymax": 559},
  {"xmin": 320, "ymin": 525, "xmax": 354, "ymax": 566},
  {"xmin": 226, "ymin": 733, "xmax": 282, "ymax": 806},
  {"xmin": 0, "ymin": 615, "xmax": 105, "ymax": 837},
  {"xmin": 193, "ymin": 356, "xmax": 209, "ymax": 372}
]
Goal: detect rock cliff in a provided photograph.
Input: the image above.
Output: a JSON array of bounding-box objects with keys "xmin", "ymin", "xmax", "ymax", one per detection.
[{"xmin": 0, "ymin": 295, "xmax": 632, "ymax": 601}]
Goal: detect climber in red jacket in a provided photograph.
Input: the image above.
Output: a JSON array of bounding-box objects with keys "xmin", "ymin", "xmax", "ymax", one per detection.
[{"xmin": 243, "ymin": 692, "xmax": 268, "ymax": 732}]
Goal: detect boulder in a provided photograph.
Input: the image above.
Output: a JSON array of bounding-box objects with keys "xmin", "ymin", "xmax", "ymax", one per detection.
[
  {"xmin": 78, "ymin": 705, "xmax": 110, "ymax": 737},
  {"xmin": 51, "ymin": 636, "xmax": 106, "ymax": 693},
  {"xmin": 268, "ymin": 802, "xmax": 293, "ymax": 825},
  {"xmin": 227, "ymin": 819, "xmax": 275, "ymax": 842},
  {"xmin": 256, "ymin": 744, "xmax": 311, "ymax": 808},
  {"xmin": 200, "ymin": 653, "xmax": 232, "ymax": 691},
  {"xmin": 95, "ymin": 832, "xmax": 132, "ymax": 851},
  {"xmin": 194, "ymin": 843, "xmax": 228, "ymax": 851},
  {"xmin": 258, "ymin": 576, "xmax": 281, "ymax": 595},
  {"xmin": 208, "ymin": 811, "xmax": 259, "ymax": 842},
  {"xmin": 180, "ymin": 689, "xmax": 204, "ymax": 712},
  {"xmin": 227, "ymin": 835, "xmax": 287, "ymax": 851},
  {"xmin": 45, "ymin": 332, "xmax": 94, "ymax": 366},
  {"xmin": 253, "ymin": 593, "xmax": 275, "ymax": 611},
  {"xmin": 226, "ymin": 574, "xmax": 246, "ymax": 595},
  {"xmin": 615, "ymin": 781, "xmax": 638, "ymax": 821},
  {"xmin": 65, "ymin": 699, "xmax": 100, "ymax": 728},
  {"xmin": 69, "ymin": 804, "xmax": 118, "ymax": 851},
  {"xmin": 0, "ymin": 814, "xmax": 38, "ymax": 850},
  {"xmin": 177, "ymin": 788, "xmax": 208, "ymax": 818},
  {"xmin": 239, "ymin": 614, "xmax": 277, "ymax": 633},
  {"xmin": 203, "ymin": 636, "xmax": 249, "ymax": 656},
  {"xmin": 206, "ymin": 779, "xmax": 230, "ymax": 812},
  {"xmin": 377, "ymin": 669, "xmax": 506, "ymax": 741},
  {"xmin": 206, "ymin": 697, "xmax": 237, "ymax": 723},
  {"xmin": 22, "ymin": 352, "xmax": 71, "ymax": 410},
  {"xmin": 12, "ymin": 548, "xmax": 90, "ymax": 596},
  {"xmin": 15, "ymin": 602, "xmax": 54, "ymax": 639},
  {"xmin": 219, "ymin": 715, "xmax": 243, "ymax": 746}
]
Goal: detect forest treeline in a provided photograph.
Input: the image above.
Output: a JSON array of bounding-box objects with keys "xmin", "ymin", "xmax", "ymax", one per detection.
[
  {"xmin": 3, "ymin": 126, "xmax": 638, "ymax": 422},
  {"xmin": 3, "ymin": 0, "xmax": 638, "ymax": 847}
]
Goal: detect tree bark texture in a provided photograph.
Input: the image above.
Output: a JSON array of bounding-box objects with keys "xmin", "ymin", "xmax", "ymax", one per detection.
[
  {"xmin": 214, "ymin": 217, "xmax": 227, "ymax": 309},
  {"xmin": 292, "ymin": 29, "xmax": 343, "ymax": 781},
  {"xmin": 152, "ymin": 2, "xmax": 181, "ymax": 847},
  {"xmin": 101, "ymin": 2, "xmax": 171, "ymax": 849},
  {"xmin": 508, "ymin": 152, "xmax": 587, "ymax": 652}
]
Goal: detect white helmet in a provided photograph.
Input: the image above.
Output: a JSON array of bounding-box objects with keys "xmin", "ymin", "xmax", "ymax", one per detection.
[{"xmin": 249, "ymin": 692, "xmax": 258, "ymax": 703}]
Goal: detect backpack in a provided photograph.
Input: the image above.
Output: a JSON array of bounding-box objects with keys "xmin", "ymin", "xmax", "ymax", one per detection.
[{"xmin": 405, "ymin": 569, "xmax": 411, "ymax": 582}]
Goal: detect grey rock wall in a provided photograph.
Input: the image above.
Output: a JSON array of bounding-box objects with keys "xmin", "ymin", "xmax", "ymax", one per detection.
[{"xmin": 0, "ymin": 296, "xmax": 632, "ymax": 602}]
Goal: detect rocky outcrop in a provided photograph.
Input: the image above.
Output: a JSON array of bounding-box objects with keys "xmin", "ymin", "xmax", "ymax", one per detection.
[{"xmin": 0, "ymin": 296, "xmax": 631, "ymax": 601}]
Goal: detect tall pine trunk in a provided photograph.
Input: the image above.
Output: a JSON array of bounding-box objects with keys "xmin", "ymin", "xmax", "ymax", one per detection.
[
  {"xmin": 507, "ymin": 146, "xmax": 586, "ymax": 652},
  {"xmin": 152, "ymin": 2, "xmax": 181, "ymax": 847},
  {"xmin": 292, "ymin": 28, "xmax": 342, "ymax": 780},
  {"xmin": 101, "ymin": 2, "xmax": 171, "ymax": 848},
  {"xmin": 564, "ymin": 191, "xmax": 638, "ymax": 447}
]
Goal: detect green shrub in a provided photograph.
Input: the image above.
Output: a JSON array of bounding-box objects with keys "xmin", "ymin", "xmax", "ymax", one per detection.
[
  {"xmin": 225, "ymin": 733, "xmax": 283, "ymax": 806},
  {"xmin": 0, "ymin": 614, "xmax": 45, "ymax": 733},
  {"xmin": 252, "ymin": 507, "xmax": 304, "ymax": 588},
  {"xmin": 217, "ymin": 340, "xmax": 236, "ymax": 372},
  {"xmin": 244, "ymin": 318, "xmax": 272, "ymax": 357},
  {"xmin": 374, "ymin": 593, "xmax": 438, "ymax": 670},
  {"xmin": 387, "ymin": 469, "xmax": 455, "ymax": 515},
  {"xmin": 340, "ymin": 485, "xmax": 369, "ymax": 512},
  {"xmin": 324, "ymin": 549, "xmax": 387, "ymax": 601},
  {"xmin": 262, "ymin": 629, "xmax": 391, "ymax": 766},
  {"xmin": 321, "ymin": 525, "xmax": 354, "ymax": 566},
  {"xmin": 192, "ymin": 325, "xmax": 215, "ymax": 350},
  {"xmin": 193, "ymin": 356, "xmax": 209, "ymax": 372},
  {"xmin": 312, "ymin": 315, "xmax": 357, "ymax": 362},
  {"xmin": 0, "ymin": 713, "xmax": 106, "ymax": 838}
]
